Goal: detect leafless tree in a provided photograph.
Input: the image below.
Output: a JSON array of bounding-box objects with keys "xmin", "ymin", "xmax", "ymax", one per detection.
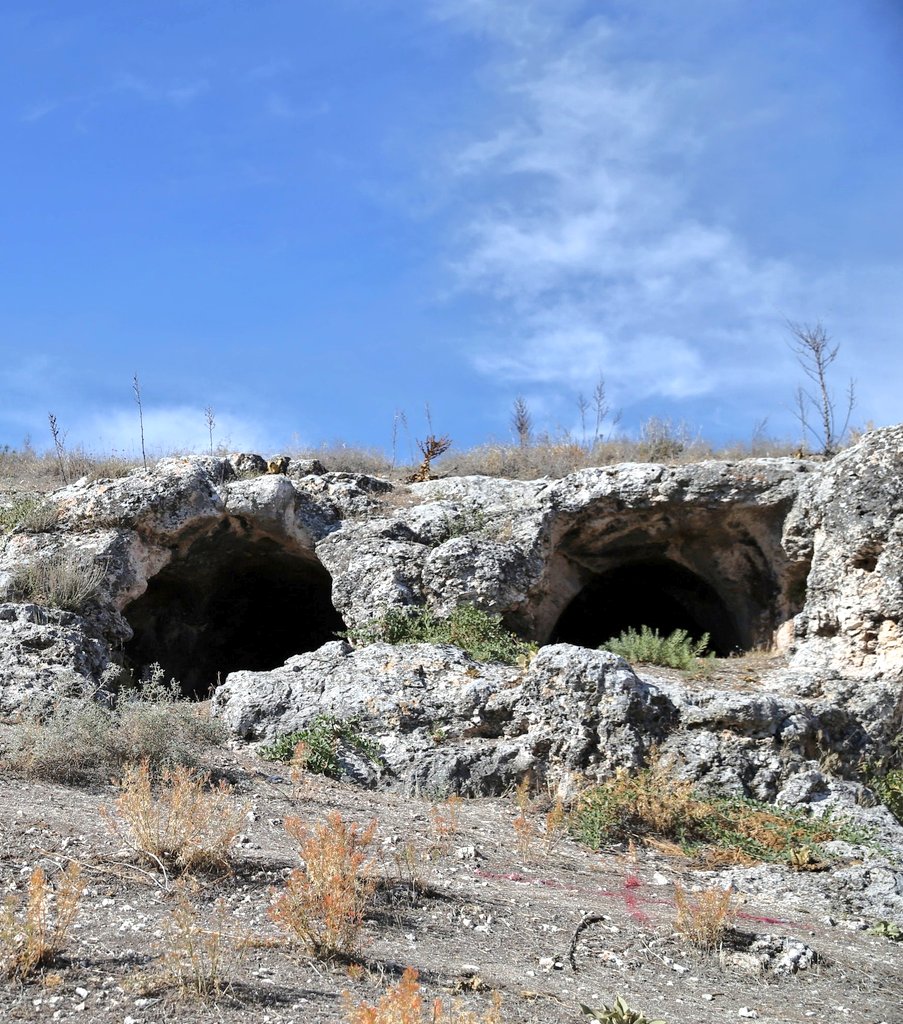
[
  {"xmin": 787, "ymin": 320, "xmax": 855, "ymax": 457},
  {"xmin": 511, "ymin": 396, "xmax": 532, "ymax": 447}
]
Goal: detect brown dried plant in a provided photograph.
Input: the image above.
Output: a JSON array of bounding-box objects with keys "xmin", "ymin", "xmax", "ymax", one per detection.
[
  {"xmin": 429, "ymin": 795, "xmax": 462, "ymax": 856},
  {"xmin": 270, "ymin": 812, "xmax": 378, "ymax": 959},
  {"xmin": 408, "ymin": 434, "xmax": 452, "ymax": 483},
  {"xmin": 673, "ymin": 882, "xmax": 739, "ymax": 951},
  {"xmin": 0, "ymin": 863, "xmax": 85, "ymax": 979},
  {"xmin": 343, "ymin": 966, "xmax": 503, "ymax": 1024},
  {"xmin": 102, "ymin": 760, "xmax": 246, "ymax": 876},
  {"xmin": 158, "ymin": 888, "xmax": 248, "ymax": 1001}
]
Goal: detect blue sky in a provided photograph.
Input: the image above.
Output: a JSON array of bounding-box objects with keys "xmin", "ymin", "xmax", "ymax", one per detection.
[{"xmin": 1, "ymin": 0, "xmax": 901, "ymax": 457}]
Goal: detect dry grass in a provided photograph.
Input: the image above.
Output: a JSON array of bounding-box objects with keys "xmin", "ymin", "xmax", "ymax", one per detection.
[
  {"xmin": 101, "ymin": 760, "xmax": 246, "ymax": 876},
  {"xmin": 673, "ymin": 882, "xmax": 740, "ymax": 951},
  {"xmin": 343, "ymin": 967, "xmax": 503, "ymax": 1024},
  {"xmin": 573, "ymin": 762, "xmax": 870, "ymax": 864},
  {"xmin": 429, "ymin": 795, "xmax": 463, "ymax": 855},
  {"xmin": 0, "ymin": 863, "xmax": 85, "ymax": 980},
  {"xmin": 269, "ymin": 811, "xmax": 378, "ymax": 959},
  {"xmin": 5, "ymin": 549, "xmax": 106, "ymax": 611},
  {"xmin": 157, "ymin": 889, "xmax": 248, "ymax": 1001}
]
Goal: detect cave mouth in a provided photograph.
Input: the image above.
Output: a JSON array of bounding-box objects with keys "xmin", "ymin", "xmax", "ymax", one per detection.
[
  {"xmin": 123, "ymin": 521, "xmax": 346, "ymax": 698},
  {"xmin": 551, "ymin": 559, "xmax": 743, "ymax": 656}
]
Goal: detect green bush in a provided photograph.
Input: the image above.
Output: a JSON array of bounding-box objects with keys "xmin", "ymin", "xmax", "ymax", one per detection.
[
  {"xmin": 872, "ymin": 768, "xmax": 903, "ymax": 824},
  {"xmin": 345, "ymin": 603, "xmax": 535, "ymax": 666},
  {"xmin": 259, "ymin": 714, "xmax": 382, "ymax": 778},
  {"xmin": 601, "ymin": 625, "xmax": 710, "ymax": 669},
  {"xmin": 4, "ymin": 671, "xmax": 224, "ymax": 785}
]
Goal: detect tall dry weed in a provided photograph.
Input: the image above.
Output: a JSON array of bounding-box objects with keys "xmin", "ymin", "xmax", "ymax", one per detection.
[
  {"xmin": 0, "ymin": 863, "xmax": 85, "ymax": 979},
  {"xmin": 270, "ymin": 812, "xmax": 377, "ymax": 959}
]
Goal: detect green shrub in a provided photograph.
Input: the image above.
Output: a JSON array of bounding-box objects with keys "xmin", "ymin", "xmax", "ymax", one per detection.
[
  {"xmin": 4, "ymin": 671, "xmax": 224, "ymax": 785},
  {"xmin": 573, "ymin": 765, "xmax": 872, "ymax": 864},
  {"xmin": 345, "ymin": 603, "xmax": 535, "ymax": 666},
  {"xmin": 871, "ymin": 768, "xmax": 903, "ymax": 823},
  {"xmin": 581, "ymin": 996, "xmax": 665, "ymax": 1024},
  {"xmin": 259, "ymin": 714, "xmax": 382, "ymax": 778},
  {"xmin": 602, "ymin": 625, "xmax": 710, "ymax": 669}
]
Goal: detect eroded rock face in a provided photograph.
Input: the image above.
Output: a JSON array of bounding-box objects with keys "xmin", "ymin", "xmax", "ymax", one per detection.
[
  {"xmin": 788, "ymin": 425, "xmax": 903, "ymax": 683},
  {"xmin": 0, "ymin": 603, "xmax": 109, "ymax": 714}
]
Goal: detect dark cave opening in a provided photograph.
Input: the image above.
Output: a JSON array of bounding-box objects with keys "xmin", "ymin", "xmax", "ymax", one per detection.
[
  {"xmin": 123, "ymin": 521, "xmax": 345, "ymax": 698},
  {"xmin": 551, "ymin": 559, "xmax": 743, "ymax": 656}
]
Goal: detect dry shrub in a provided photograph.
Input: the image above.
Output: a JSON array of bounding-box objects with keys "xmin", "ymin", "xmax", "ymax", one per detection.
[
  {"xmin": 7, "ymin": 675, "xmax": 224, "ymax": 785},
  {"xmin": 574, "ymin": 762, "xmax": 868, "ymax": 864},
  {"xmin": 575, "ymin": 765, "xmax": 705, "ymax": 848},
  {"xmin": 673, "ymin": 882, "xmax": 739, "ymax": 951},
  {"xmin": 429, "ymin": 795, "xmax": 463, "ymax": 855},
  {"xmin": 0, "ymin": 863, "xmax": 85, "ymax": 979},
  {"xmin": 344, "ymin": 967, "xmax": 503, "ymax": 1024},
  {"xmin": 6, "ymin": 549, "xmax": 105, "ymax": 611},
  {"xmin": 158, "ymin": 889, "xmax": 247, "ymax": 1001},
  {"xmin": 270, "ymin": 812, "xmax": 377, "ymax": 958},
  {"xmin": 102, "ymin": 760, "xmax": 246, "ymax": 875}
]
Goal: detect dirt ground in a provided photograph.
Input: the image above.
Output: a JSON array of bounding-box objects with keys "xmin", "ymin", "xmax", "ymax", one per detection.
[{"xmin": 0, "ymin": 737, "xmax": 901, "ymax": 1024}]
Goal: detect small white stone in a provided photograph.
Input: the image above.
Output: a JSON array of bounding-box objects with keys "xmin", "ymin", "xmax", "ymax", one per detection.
[{"xmin": 738, "ymin": 1009, "xmax": 759, "ymax": 1019}]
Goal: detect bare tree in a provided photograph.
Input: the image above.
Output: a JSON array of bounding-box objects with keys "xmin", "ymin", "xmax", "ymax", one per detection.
[
  {"xmin": 511, "ymin": 396, "xmax": 532, "ymax": 448},
  {"xmin": 787, "ymin": 320, "xmax": 855, "ymax": 457},
  {"xmin": 408, "ymin": 434, "xmax": 452, "ymax": 482}
]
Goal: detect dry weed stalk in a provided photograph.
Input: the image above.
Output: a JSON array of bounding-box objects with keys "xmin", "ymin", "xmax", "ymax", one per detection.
[
  {"xmin": 543, "ymin": 797, "xmax": 567, "ymax": 857},
  {"xmin": 343, "ymin": 966, "xmax": 503, "ymax": 1024},
  {"xmin": 673, "ymin": 882, "xmax": 739, "ymax": 951},
  {"xmin": 391, "ymin": 840, "xmax": 428, "ymax": 897},
  {"xmin": 429, "ymin": 795, "xmax": 462, "ymax": 855},
  {"xmin": 0, "ymin": 863, "xmax": 85, "ymax": 979},
  {"xmin": 270, "ymin": 812, "xmax": 377, "ymax": 958},
  {"xmin": 102, "ymin": 760, "xmax": 246, "ymax": 876},
  {"xmin": 408, "ymin": 434, "xmax": 452, "ymax": 483},
  {"xmin": 158, "ymin": 889, "xmax": 247, "ymax": 1001}
]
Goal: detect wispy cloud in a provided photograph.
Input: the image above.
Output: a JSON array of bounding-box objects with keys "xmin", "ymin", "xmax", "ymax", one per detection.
[
  {"xmin": 74, "ymin": 405, "xmax": 271, "ymax": 456},
  {"xmin": 114, "ymin": 72, "xmax": 210, "ymax": 107},
  {"xmin": 429, "ymin": 3, "xmax": 901, "ymax": 431}
]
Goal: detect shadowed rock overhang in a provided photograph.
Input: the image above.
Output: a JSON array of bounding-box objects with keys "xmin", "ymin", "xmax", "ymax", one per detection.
[{"xmin": 123, "ymin": 516, "xmax": 345, "ymax": 697}]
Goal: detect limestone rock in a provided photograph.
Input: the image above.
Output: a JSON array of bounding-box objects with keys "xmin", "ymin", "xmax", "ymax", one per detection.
[{"xmin": 0, "ymin": 602, "xmax": 109, "ymax": 714}]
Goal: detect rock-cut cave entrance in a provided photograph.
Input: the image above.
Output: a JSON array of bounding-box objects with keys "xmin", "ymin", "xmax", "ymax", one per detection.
[
  {"xmin": 551, "ymin": 559, "xmax": 743, "ymax": 656},
  {"xmin": 123, "ymin": 519, "xmax": 345, "ymax": 698}
]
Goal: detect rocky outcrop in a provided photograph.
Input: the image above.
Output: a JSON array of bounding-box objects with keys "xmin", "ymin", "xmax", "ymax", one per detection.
[
  {"xmin": 212, "ymin": 642, "xmax": 676, "ymax": 796},
  {"xmin": 0, "ymin": 426, "xmax": 902, "ymax": 802}
]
